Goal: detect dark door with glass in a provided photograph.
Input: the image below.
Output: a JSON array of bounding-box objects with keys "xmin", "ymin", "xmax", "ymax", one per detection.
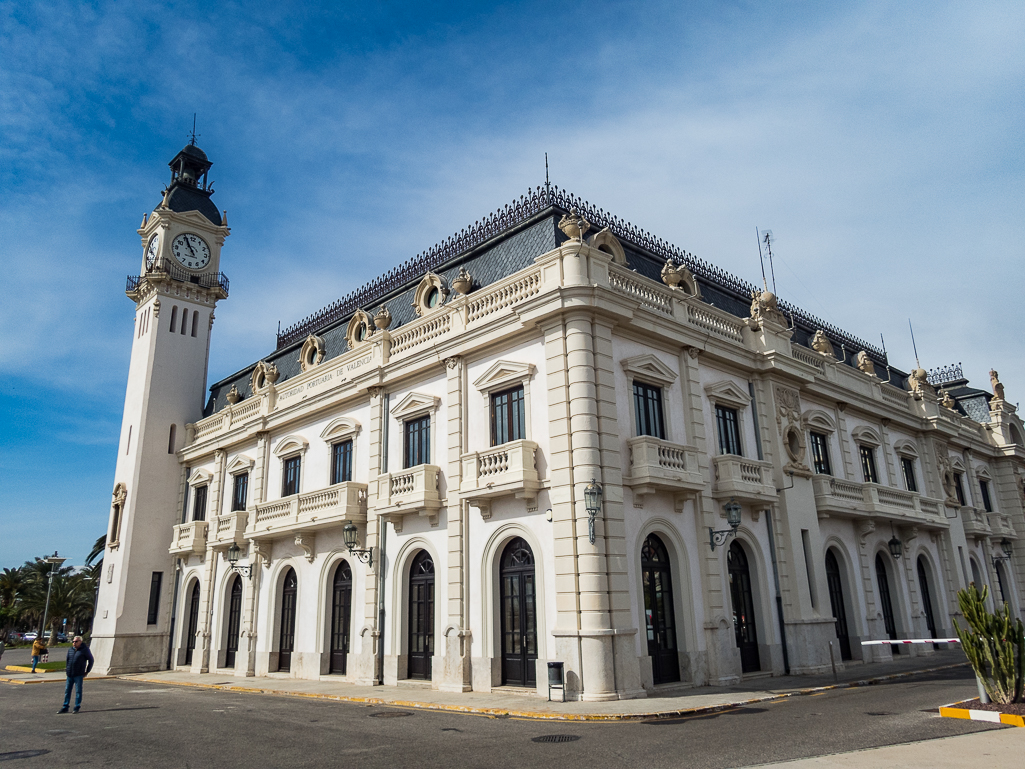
[
  {"xmin": 875, "ymin": 554, "xmax": 899, "ymax": 653},
  {"xmin": 642, "ymin": 534, "xmax": 680, "ymax": 684},
  {"xmin": 408, "ymin": 551, "xmax": 435, "ymax": 680},
  {"xmin": 278, "ymin": 568, "xmax": 297, "ymax": 672},
  {"xmin": 728, "ymin": 541, "xmax": 760, "ymax": 673},
  {"xmin": 225, "ymin": 576, "xmax": 242, "ymax": 668},
  {"xmin": 825, "ymin": 550, "xmax": 852, "ymax": 661},
  {"xmin": 500, "ymin": 538, "xmax": 537, "ymax": 687},
  {"xmin": 330, "ymin": 561, "xmax": 353, "ymax": 674},
  {"xmin": 185, "ymin": 582, "xmax": 201, "ymax": 665},
  {"xmin": 917, "ymin": 556, "xmax": 938, "ymax": 648}
]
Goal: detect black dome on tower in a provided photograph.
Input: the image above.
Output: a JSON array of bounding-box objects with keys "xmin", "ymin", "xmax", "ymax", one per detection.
[{"xmin": 159, "ymin": 142, "xmax": 222, "ymax": 226}]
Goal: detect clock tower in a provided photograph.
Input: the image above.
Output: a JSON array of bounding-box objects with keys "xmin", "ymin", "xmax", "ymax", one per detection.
[{"xmin": 91, "ymin": 142, "xmax": 230, "ymax": 674}]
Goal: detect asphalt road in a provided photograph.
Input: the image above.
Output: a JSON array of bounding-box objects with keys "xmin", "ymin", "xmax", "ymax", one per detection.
[{"xmin": 0, "ymin": 667, "xmax": 1005, "ymax": 768}]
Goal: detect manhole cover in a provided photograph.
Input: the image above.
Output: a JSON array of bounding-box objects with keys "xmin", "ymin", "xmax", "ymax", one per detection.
[
  {"xmin": 0, "ymin": 750, "xmax": 51, "ymax": 761},
  {"xmin": 532, "ymin": 735, "xmax": 580, "ymax": 743},
  {"xmin": 369, "ymin": 710, "xmax": 413, "ymax": 718}
]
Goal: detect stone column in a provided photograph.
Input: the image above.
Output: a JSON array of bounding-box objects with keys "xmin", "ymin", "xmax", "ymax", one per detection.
[{"xmin": 242, "ymin": 433, "xmax": 269, "ymax": 677}]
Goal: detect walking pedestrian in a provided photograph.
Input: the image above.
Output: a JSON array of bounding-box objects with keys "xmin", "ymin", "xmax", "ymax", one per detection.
[
  {"xmin": 57, "ymin": 636, "xmax": 93, "ymax": 714},
  {"xmin": 31, "ymin": 637, "xmax": 48, "ymax": 673}
]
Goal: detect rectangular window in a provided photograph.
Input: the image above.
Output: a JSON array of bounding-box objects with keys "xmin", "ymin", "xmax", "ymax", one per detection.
[
  {"xmin": 331, "ymin": 440, "xmax": 354, "ymax": 484},
  {"xmin": 859, "ymin": 445, "xmax": 878, "ymax": 484},
  {"xmin": 809, "ymin": 432, "xmax": 831, "ymax": 475},
  {"xmin": 490, "ymin": 386, "xmax": 526, "ymax": 446},
  {"xmin": 901, "ymin": 457, "xmax": 918, "ymax": 493},
  {"xmin": 404, "ymin": 415, "xmax": 431, "ymax": 468},
  {"xmin": 192, "ymin": 485, "xmax": 208, "ymax": 522},
  {"xmin": 979, "ymin": 479, "xmax": 993, "ymax": 512},
  {"xmin": 715, "ymin": 405, "xmax": 743, "ymax": 456},
  {"xmin": 231, "ymin": 472, "xmax": 249, "ymax": 512},
  {"xmin": 633, "ymin": 382, "xmax": 666, "ymax": 439},
  {"xmin": 282, "ymin": 455, "xmax": 301, "ymax": 497},
  {"xmin": 954, "ymin": 473, "xmax": 966, "ymax": 506},
  {"xmin": 147, "ymin": 572, "xmax": 163, "ymax": 625}
]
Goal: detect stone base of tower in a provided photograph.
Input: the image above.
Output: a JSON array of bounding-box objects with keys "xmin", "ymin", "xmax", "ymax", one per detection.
[{"xmin": 90, "ymin": 633, "xmax": 169, "ymax": 676}]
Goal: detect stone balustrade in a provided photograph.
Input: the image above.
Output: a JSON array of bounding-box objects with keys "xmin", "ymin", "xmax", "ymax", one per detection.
[
  {"xmin": 811, "ymin": 475, "xmax": 946, "ymax": 523},
  {"xmin": 961, "ymin": 506, "xmax": 992, "ymax": 538},
  {"xmin": 246, "ymin": 482, "xmax": 368, "ymax": 538},
  {"xmin": 711, "ymin": 455, "xmax": 777, "ymax": 503},
  {"xmin": 460, "ymin": 440, "xmax": 540, "ymax": 501},
  {"xmin": 377, "ymin": 465, "xmax": 442, "ymax": 527},
  {"xmin": 210, "ymin": 510, "xmax": 248, "ymax": 547},
  {"xmin": 169, "ymin": 520, "xmax": 209, "ymax": 556},
  {"xmin": 624, "ymin": 436, "xmax": 704, "ymax": 503},
  {"xmin": 989, "ymin": 512, "xmax": 1017, "ymax": 540}
]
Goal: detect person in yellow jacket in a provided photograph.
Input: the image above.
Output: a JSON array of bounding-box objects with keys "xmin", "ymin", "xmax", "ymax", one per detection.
[{"xmin": 31, "ymin": 637, "xmax": 48, "ymax": 673}]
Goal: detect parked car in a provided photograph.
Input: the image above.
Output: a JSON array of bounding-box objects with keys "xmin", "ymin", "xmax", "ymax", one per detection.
[
  {"xmin": 22, "ymin": 633, "xmax": 38, "ymax": 642},
  {"xmin": 57, "ymin": 633, "xmax": 68, "ymax": 643}
]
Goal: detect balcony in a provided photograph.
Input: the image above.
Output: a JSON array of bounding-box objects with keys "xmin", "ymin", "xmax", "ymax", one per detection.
[
  {"xmin": 989, "ymin": 512, "xmax": 1017, "ymax": 540},
  {"xmin": 811, "ymin": 476, "xmax": 946, "ymax": 524},
  {"xmin": 211, "ymin": 510, "xmax": 248, "ymax": 548},
  {"xmin": 377, "ymin": 465, "xmax": 442, "ymax": 529},
  {"xmin": 460, "ymin": 440, "xmax": 540, "ymax": 502},
  {"xmin": 961, "ymin": 507, "xmax": 992, "ymax": 539},
  {"xmin": 711, "ymin": 455, "xmax": 777, "ymax": 503},
  {"xmin": 246, "ymin": 482, "xmax": 368, "ymax": 539},
  {"xmin": 169, "ymin": 521, "xmax": 209, "ymax": 556},
  {"xmin": 624, "ymin": 437, "xmax": 704, "ymax": 504}
]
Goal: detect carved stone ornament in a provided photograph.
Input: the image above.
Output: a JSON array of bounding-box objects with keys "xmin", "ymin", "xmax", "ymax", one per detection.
[
  {"xmin": 810, "ymin": 329, "xmax": 835, "ymax": 358},
  {"xmin": 152, "ymin": 298, "xmax": 161, "ymax": 318},
  {"xmin": 251, "ymin": 360, "xmax": 280, "ymax": 395},
  {"xmin": 991, "ymin": 369, "xmax": 1006, "ymax": 401},
  {"xmin": 225, "ymin": 384, "xmax": 242, "ymax": 405},
  {"xmin": 294, "ymin": 534, "xmax": 315, "ymax": 563},
  {"xmin": 298, "ymin": 334, "xmax": 326, "ymax": 373},
  {"xmin": 412, "ymin": 273, "xmax": 448, "ymax": 316},
  {"xmin": 749, "ymin": 288, "xmax": 787, "ymax": 328},
  {"xmin": 557, "ymin": 208, "xmax": 591, "ymax": 241},
  {"xmin": 451, "ymin": 267, "xmax": 472, "ymax": 295},
  {"xmin": 660, "ymin": 260, "xmax": 698, "ymax": 295},
  {"xmin": 855, "ymin": 351, "xmax": 877, "ymax": 377},
  {"xmin": 374, "ymin": 305, "xmax": 392, "ymax": 330},
  {"xmin": 661, "ymin": 259, "xmax": 683, "ymax": 288},
  {"xmin": 936, "ymin": 453, "xmax": 959, "ymax": 506},
  {"xmin": 444, "ymin": 356, "xmax": 461, "ymax": 370},
  {"xmin": 774, "ymin": 385, "xmax": 810, "ymax": 475},
  {"xmin": 908, "ymin": 367, "xmax": 934, "ymax": 396},
  {"xmin": 940, "ymin": 390, "xmax": 957, "ymax": 410},
  {"xmin": 345, "ymin": 310, "xmax": 372, "ymax": 349}
]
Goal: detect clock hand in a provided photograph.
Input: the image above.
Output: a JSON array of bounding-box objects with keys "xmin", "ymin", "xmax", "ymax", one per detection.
[{"xmin": 184, "ymin": 238, "xmax": 197, "ymax": 257}]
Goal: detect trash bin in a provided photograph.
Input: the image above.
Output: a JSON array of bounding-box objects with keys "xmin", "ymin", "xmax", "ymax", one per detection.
[{"xmin": 547, "ymin": 661, "xmax": 564, "ymax": 702}]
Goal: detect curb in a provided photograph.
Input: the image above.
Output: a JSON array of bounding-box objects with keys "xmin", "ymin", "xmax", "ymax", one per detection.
[
  {"xmin": 5, "ymin": 665, "xmax": 64, "ymax": 674},
  {"xmin": 118, "ymin": 661, "xmax": 969, "ymax": 722},
  {"xmin": 939, "ymin": 704, "xmax": 1025, "ymax": 728},
  {"xmin": 0, "ymin": 674, "xmax": 118, "ymax": 686}
]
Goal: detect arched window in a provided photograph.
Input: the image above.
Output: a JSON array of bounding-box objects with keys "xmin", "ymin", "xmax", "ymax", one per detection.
[
  {"xmin": 225, "ymin": 576, "xmax": 242, "ymax": 668},
  {"xmin": 329, "ymin": 561, "xmax": 352, "ymax": 675},
  {"xmin": 728, "ymin": 541, "xmax": 760, "ymax": 673},
  {"xmin": 167, "ymin": 424, "xmax": 176, "ymax": 455},
  {"xmin": 641, "ymin": 534, "xmax": 680, "ymax": 684},
  {"xmin": 185, "ymin": 581, "xmax": 201, "ymax": 665},
  {"xmin": 169, "ymin": 306, "xmax": 178, "ymax": 333},
  {"xmin": 408, "ymin": 551, "xmax": 435, "ymax": 680},
  {"xmin": 278, "ymin": 568, "xmax": 298, "ymax": 672},
  {"xmin": 970, "ymin": 557, "xmax": 983, "ymax": 590},
  {"xmin": 180, "ymin": 308, "xmax": 189, "ymax": 335},
  {"xmin": 191, "ymin": 311, "xmax": 198, "ymax": 337},
  {"xmin": 500, "ymin": 538, "xmax": 537, "ymax": 687},
  {"xmin": 825, "ymin": 549, "xmax": 852, "ymax": 661}
]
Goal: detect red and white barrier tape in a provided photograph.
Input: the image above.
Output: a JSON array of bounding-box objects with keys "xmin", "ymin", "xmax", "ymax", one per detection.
[{"xmin": 861, "ymin": 638, "xmax": 960, "ymax": 645}]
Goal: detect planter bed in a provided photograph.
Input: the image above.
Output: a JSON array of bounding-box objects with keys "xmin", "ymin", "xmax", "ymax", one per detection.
[
  {"xmin": 939, "ymin": 698, "xmax": 1025, "ymax": 727},
  {"xmin": 5, "ymin": 664, "xmax": 66, "ymax": 673}
]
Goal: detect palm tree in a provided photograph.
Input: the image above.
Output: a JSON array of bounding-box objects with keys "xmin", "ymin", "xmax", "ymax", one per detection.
[
  {"xmin": 43, "ymin": 573, "xmax": 95, "ymax": 644},
  {"xmin": 85, "ymin": 534, "xmax": 106, "ymax": 581},
  {"xmin": 0, "ymin": 567, "xmax": 26, "ymax": 640}
]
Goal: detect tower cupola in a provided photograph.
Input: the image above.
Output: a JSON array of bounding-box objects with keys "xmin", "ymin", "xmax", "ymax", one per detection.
[{"xmin": 160, "ymin": 141, "xmax": 222, "ymax": 225}]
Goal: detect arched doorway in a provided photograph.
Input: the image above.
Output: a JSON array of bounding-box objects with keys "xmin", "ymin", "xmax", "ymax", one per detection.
[
  {"xmin": 641, "ymin": 534, "xmax": 680, "ymax": 684},
  {"xmin": 329, "ymin": 561, "xmax": 353, "ymax": 674},
  {"xmin": 874, "ymin": 553, "xmax": 899, "ymax": 653},
  {"xmin": 224, "ymin": 576, "xmax": 242, "ymax": 668},
  {"xmin": 408, "ymin": 550, "xmax": 435, "ymax": 680},
  {"xmin": 278, "ymin": 568, "xmax": 297, "ymax": 672},
  {"xmin": 728, "ymin": 541, "xmax": 760, "ymax": 673},
  {"xmin": 824, "ymin": 550, "xmax": 852, "ymax": 661},
  {"xmin": 995, "ymin": 562, "xmax": 1010, "ymax": 608},
  {"xmin": 500, "ymin": 537, "xmax": 538, "ymax": 687},
  {"xmin": 916, "ymin": 556, "xmax": 938, "ymax": 647},
  {"xmin": 185, "ymin": 581, "xmax": 201, "ymax": 665}
]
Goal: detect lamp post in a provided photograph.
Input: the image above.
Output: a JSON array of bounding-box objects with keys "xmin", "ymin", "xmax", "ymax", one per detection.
[
  {"xmin": 992, "ymin": 538, "xmax": 1014, "ymax": 568},
  {"xmin": 343, "ymin": 522, "xmax": 374, "ymax": 567},
  {"xmin": 226, "ymin": 542, "xmax": 253, "ymax": 579},
  {"xmin": 709, "ymin": 499, "xmax": 742, "ymax": 551},
  {"xmin": 40, "ymin": 551, "xmax": 66, "ymax": 645},
  {"xmin": 583, "ymin": 479, "xmax": 603, "ymax": 545}
]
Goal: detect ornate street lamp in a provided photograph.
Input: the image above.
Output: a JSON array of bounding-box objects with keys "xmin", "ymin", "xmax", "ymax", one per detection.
[
  {"xmin": 992, "ymin": 538, "xmax": 1014, "ymax": 568},
  {"xmin": 887, "ymin": 535, "xmax": 903, "ymax": 560},
  {"xmin": 583, "ymin": 479, "xmax": 603, "ymax": 545},
  {"xmin": 226, "ymin": 542, "xmax": 253, "ymax": 579},
  {"xmin": 40, "ymin": 551, "xmax": 66, "ymax": 644},
  {"xmin": 709, "ymin": 499, "xmax": 742, "ymax": 551},
  {"xmin": 343, "ymin": 522, "xmax": 374, "ymax": 567}
]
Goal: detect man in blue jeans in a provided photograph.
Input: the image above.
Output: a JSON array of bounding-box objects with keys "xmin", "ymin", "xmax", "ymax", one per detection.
[{"xmin": 58, "ymin": 636, "xmax": 94, "ymax": 714}]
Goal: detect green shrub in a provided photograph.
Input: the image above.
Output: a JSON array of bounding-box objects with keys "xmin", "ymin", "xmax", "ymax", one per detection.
[{"xmin": 954, "ymin": 584, "xmax": 1025, "ymax": 704}]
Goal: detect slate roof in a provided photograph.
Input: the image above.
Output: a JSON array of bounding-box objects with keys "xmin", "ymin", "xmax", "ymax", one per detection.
[{"xmin": 164, "ymin": 184, "xmax": 222, "ymax": 226}]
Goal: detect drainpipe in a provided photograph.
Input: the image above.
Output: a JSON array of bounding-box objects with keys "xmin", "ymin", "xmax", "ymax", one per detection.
[
  {"xmin": 749, "ymin": 381, "xmax": 790, "ymax": 675},
  {"xmin": 166, "ymin": 558, "xmax": 182, "ymax": 670},
  {"xmin": 378, "ymin": 392, "xmax": 390, "ymax": 684}
]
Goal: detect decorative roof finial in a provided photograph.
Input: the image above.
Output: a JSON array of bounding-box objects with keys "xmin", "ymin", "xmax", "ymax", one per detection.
[{"xmin": 188, "ymin": 113, "xmax": 200, "ymax": 146}]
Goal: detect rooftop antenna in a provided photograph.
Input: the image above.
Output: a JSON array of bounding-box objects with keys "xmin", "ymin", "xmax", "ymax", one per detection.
[
  {"xmin": 756, "ymin": 228, "xmax": 768, "ymax": 291},
  {"xmin": 544, "ymin": 153, "xmax": 551, "ymax": 192},
  {"xmin": 188, "ymin": 113, "xmax": 200, "ymax": 146},
  {"xmin": 881, "ymin": 334, "xmax": 892, "ymax": 383},
  {"xmin": 762, "ymin": 230, "xmax": 777, "ymax": 294},
  {"xmin": 880, "ymin": 333, "xmax": 887, "ymax": 356},
  {"xmin": 908, "ymin": 318, "xmax": 921, "ymax": 368}
]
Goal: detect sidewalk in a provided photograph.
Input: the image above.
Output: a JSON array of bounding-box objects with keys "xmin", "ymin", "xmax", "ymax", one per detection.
[{"xmin": 5, "ymin": 648, "xmax": 965, "ymax": 721}]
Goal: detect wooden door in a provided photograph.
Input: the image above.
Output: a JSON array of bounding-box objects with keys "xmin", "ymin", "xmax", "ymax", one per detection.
[
  {"xmin": 825, "ymin": 550, "xmax": 853, "ymax": 661},
  {"xmin": 500, "ymin": 538, "xmax": 537, "ymax": 687},
  {"xmin": 875, "ymin": 554, "xmax": 900, "ymax": 653},
  {"xmin": 329, "ymin": 561, "xmax": 352, "ymax": 674},
  {"xmin": 278, "ymin": 568, "xmax": 297, "ymax": 672},
  {"xmin": 225, "ymin": 576, "xmax": 242, "ymax": 668},
  {"xmin": 728, "ymin": 541, "xmax": 761, "ymax": 673},
  {"xmin": 642, "ymin": 534, "xmax": 680, "ymax": 684},
  {"xmin": 408, "ymin": 551, "xmax": 434, "ymax": 680},
  {"xmin": 185, "ymin": 582, "xmax": 200, "ymax": 665}
]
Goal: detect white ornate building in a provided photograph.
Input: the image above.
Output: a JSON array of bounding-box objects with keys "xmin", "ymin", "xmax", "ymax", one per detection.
[{"xmin": 92, "ymin": 143, "xmax": 1025, "ymax": 700}]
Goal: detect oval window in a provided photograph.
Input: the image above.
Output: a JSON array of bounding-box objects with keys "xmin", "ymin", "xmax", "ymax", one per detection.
[
  {"xmin": 426, "ymin": 287, "xmax": 439, "ymax": 308},
  {"xmin": 355, "ymin": 322, "xmax": 367, "ymax": 342}
]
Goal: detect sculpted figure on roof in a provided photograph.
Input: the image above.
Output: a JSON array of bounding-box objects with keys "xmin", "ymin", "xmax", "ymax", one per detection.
[
  {"xmin": 991, "ymin": 369, "xmax": 1006, "ymax": 401},
  {"xmin": 908, "ymin": 367, "xmax": 933, "ymax": 395},
  {"xmin": 810, "ymin": 329, "xmax": 835, "ymax": 357}
]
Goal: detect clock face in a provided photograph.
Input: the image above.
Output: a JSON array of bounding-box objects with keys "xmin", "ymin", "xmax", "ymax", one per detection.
[
  {"xmin": 145, "ymin": 235, "xmax": 160, "ymax": 269},
  {"xmin": 171, "ymin": 233, "xmax": 211, "ymax": 271}
]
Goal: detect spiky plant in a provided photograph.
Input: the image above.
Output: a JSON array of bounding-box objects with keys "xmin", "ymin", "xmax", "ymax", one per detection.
[{"xmin": 954, "ymin": 584, "xmax": 1025, "ymax": 704}]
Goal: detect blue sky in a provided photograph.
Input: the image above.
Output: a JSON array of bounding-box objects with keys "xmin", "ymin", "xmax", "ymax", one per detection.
[{"xmin": 2, "ymin": 1, "xmax": 1023, "ymax": 568}]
